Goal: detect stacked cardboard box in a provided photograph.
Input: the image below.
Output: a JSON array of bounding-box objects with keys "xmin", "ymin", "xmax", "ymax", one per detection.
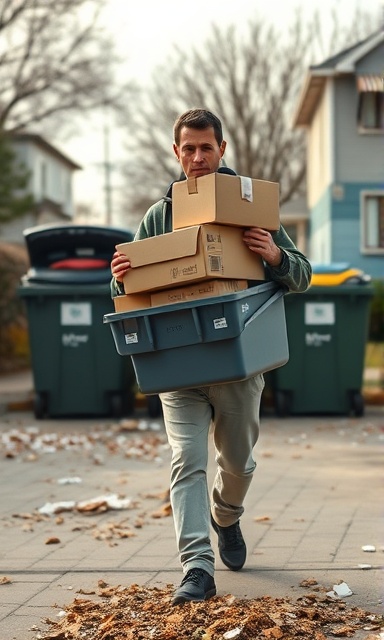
[
  {"xmin": 114, "ymin": 173, "xmax": 280, "ymax": 312},
  {"xmin": 172, "ymin": 173, "xmax": 279, "ymax": 230},
  {"xmin": 114, "ymin": 278, "xmax": 249, "ymax": 313}
]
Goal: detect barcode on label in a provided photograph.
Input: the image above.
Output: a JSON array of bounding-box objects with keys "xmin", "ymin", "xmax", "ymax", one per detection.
[{"xmin": 209, "ymin": 255, "xmax": 222, "ymax": 271}]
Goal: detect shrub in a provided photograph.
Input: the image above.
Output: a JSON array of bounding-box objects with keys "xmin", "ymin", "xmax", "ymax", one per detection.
[
  {"xmin": 368, "ymin": 279, "xmax": 384, "ymax": 343},
  {"xmin": 0, "ymin": 243, "xmax": 30, "ymax": 372}
]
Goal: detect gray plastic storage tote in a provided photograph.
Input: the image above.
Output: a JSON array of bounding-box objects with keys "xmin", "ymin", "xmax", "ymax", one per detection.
[{"xmin": 103, "ymin": 281, "xmax": 289, "ymax": 395}]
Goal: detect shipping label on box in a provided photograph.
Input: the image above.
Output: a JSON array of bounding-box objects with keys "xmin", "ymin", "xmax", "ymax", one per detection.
[
  {"xmin": 151, "ymin": 279, "xmax": 248, "ymax": 306},
  {"xmin": 116, "ymin": 224, "xmax": 265, "ymax": 294},
  {"xmin": 172, "ymin": 172, "xmax": 280, "ymax": 231}
]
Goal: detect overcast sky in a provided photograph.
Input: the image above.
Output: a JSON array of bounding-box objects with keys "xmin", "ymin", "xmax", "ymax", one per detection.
[
  {"xmin": 103, "ymin": 0, "xmax": 383, "ymax": 80},
  {"xmin": 62, "ymin": 0, "xmax": 383, "ymax": 223}
]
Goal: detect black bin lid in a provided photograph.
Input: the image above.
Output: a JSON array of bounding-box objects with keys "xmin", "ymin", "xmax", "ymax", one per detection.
[{"xmin": 22, "ymin": 223, "xmax": 134, "ymax": 284}]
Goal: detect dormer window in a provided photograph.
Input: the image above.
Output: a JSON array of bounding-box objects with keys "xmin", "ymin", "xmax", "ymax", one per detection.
[{"xmin": 357, "ymin": 75, "xmax": 384, "ymax": 131}]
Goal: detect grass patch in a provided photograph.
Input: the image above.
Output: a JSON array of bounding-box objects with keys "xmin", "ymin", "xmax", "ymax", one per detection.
[{"xmin": 365, "ymin": 342, "xmax": 384, "ymax": 369}]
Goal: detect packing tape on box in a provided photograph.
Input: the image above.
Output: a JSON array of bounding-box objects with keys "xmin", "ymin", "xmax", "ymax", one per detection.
[
  {"xmin": 240, "ymin": 176, "xmax": 253, "ymax": 202},
  {"xmin": 187, "ymin": 178, "xmax": 198, "ymax": 194}
]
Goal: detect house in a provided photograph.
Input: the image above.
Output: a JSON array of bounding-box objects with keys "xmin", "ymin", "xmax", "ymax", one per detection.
[
  {"xmin": 1, "ymin": 132, "xmax": 81, "ymax": 244},
  {"xmin": 292, "ymin": 30, "xmax": 384, "ymax": 279}
]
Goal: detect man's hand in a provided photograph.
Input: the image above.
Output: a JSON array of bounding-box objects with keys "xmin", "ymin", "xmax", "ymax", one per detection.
[
  {"xmin": 243, "ymin": 227, "xmax": 282, "ymax": 267},
  {"xmin": 111, "ymin": 250, "xmax": 131, "ymax": 283}
]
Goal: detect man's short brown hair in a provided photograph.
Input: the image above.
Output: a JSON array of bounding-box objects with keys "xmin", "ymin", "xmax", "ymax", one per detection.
[{"xmin": 173, "ymin": 109, "xmax": 223, "ymax": 146}]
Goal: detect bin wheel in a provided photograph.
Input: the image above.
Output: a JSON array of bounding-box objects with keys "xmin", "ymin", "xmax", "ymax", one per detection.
[
  {"xmin": 34, "ymin": 392, "xmax": 48, "ymax": 419},
  {"xmin": 110, "ymin": 393, "xmax": 123, "ymax": 418},
  {"xmin": 274, "ymin": 390, "xmax": 291, "ymax": 418},
  {"xmin": 350, "ymin": 391, "xmax": 364, "ymax": 417},
  {"xmin": 147, "ymin": 395, "xmax": 162, "ymax": 419}
]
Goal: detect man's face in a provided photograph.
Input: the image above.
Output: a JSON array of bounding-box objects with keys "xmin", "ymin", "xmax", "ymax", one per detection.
[{"xmin": 173, "ymin": 126, "xmax": 226, "ymax": 179}]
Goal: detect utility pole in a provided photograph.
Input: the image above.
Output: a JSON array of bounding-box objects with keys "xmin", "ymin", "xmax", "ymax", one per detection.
[{"xmin": 103, "ymin": 105, "xmax": 113, "ymax": 226}]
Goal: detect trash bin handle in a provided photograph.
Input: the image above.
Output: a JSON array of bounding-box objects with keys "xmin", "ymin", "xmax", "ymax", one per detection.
[
  {"xmin": 244, "ymin": 288, "xmax": 286, "ymax": 329},
  {"xmin": 144, "ymin": 315, "xmax": 156, "ymax": 350}
]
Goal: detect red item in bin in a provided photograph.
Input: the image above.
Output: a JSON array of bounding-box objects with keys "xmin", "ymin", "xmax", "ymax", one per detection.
[{"xmin": 50, "ymin": 258, "xmax": 109, "ymax": 270}]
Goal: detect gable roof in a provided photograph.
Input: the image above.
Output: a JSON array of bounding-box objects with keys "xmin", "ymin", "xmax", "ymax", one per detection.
[
  {"xmin": 10, "ymin": 132, "xmax": 82, "ymax": 170},
  {"xmin": 292, "ymin": 30, "xmax": 384, "ymax": 127}
]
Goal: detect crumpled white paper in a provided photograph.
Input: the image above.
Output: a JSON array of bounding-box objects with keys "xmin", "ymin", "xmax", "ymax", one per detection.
[
  {"xmin": 39, "ymin": 494, "xmax": 132, "ymax": 515},
  {"xmin": 327, "ymin": 581, "xmax": 353, "ymax": 598}
]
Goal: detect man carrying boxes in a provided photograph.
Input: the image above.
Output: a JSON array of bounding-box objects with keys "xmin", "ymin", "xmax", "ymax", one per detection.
[{"xmin": 110, "ymin": 109, "xmax": 312, "ymax": 605}]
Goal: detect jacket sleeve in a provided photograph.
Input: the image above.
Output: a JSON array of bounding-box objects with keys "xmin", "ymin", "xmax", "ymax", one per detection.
[
  {"xmin": 110, "ymin": 200, "xmax": 169, "ymax": 298},
  {"xmin": 264, "ymin": 225, "xmax": 312, "ymax": 293}
]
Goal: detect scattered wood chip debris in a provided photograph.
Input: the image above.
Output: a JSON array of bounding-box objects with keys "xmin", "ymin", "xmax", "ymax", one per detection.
[
  {"xmin": 45, "ymin": 537, "xmax": 61, "ymax": 545},
  {"xmin": 299, "ymin": 578, "xmax": 319, "ymax": 588},
  {"xmin": 0, "ymin": 576, "xmax": 12, "ymax": 585},
  {"xmin": 0, "ymin": 425, "xmax": 168, "ymax": 462},
  {"xmin": 92, "ymin": 520, "xmax": 136, "ymax": 544},
  {"xmin": 38, "ymin": 581, "xmax": 384, "ymax": 640},
  {"xmin": 254, "ymin": 515, "xmax": 271, "ymax": 523},
  {"xmin": 150, "ymin": 501, "xmax": 172, "ymax": 518}
]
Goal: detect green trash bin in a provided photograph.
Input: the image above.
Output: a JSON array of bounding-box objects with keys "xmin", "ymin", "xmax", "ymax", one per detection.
[
  {"xmin": 18, "ymin": 223, "xmax": 137, "ymax": 419},
  {"xmin": 267, "ymin": 263, "xmax": 374, "ymax": 417}
]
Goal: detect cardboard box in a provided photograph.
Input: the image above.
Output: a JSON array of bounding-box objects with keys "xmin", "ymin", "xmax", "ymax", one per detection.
[
  {"xmin": 116, "ymin": 224, "xmax": 265, "ymax": 294},
  {"xmin": 172, "ymin": 173, "xmax": 280, "ymax": 230},
  {"xmin": 113, "ymin": 293, "xmax": 151, "ymax": 313},
  {"xmin": 151, "ymin": 279, "xmax": 248, "ymax": 307}
]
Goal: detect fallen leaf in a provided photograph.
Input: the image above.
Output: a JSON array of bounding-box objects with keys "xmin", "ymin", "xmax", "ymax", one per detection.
[
  {"xmin": 150, "ymin": 502, "xmax": 172, "ymax": 518},
  {"xmin": 45, "ymin": 537, "xmax": 61, "ymax": 545}
]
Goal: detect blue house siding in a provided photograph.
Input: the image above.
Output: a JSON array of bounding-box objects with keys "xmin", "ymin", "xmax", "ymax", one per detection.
[
  {"xmin": 331, "ymin": 219, "xmax": 360, "ymax": 262},
  {"xmin": 310, "ymin": 182, "xmax": 383, "ymax": 278}
]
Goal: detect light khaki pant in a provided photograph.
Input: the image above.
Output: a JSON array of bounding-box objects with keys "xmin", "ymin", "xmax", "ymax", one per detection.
[{"xmin": 160, "ymin": 375, "xmax": 264, "ymax": 576}]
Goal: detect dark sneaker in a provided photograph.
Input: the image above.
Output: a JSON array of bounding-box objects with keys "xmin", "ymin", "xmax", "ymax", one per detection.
[
  {"xmin": 172, "ymin": 568, "xmax": 216, "ymax": 606},
  {"xmin": 211, "ymin": 515, "xmax": 246, "ymax": 571}
]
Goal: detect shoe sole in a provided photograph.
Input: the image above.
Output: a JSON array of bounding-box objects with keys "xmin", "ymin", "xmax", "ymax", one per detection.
[
  {"xmin": 211, "ymin": 516, "xmax": 246, "ymax": 571},
  {"xmin": 172, "ymin": 587, "xmax": 217, "ymax": 606}
]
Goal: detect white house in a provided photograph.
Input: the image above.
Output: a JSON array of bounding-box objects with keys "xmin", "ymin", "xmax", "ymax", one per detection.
[{"xmin": 1, "ymin": 132, "xmax": 81, "ymax": 244}]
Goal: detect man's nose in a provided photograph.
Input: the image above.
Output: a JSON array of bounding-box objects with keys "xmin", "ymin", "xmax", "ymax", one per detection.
[{"xmin": 193, "ymin": 149, "xmax": 205, "ymax": 162}]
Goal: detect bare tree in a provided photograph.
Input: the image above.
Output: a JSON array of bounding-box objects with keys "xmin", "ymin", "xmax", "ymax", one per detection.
[
  {"xmin": 0, "ymin": 0, "xmax": 135, "ymax": 134},
  {"xmin": 120, "ymin": 8, "xmax": 377, "ymax": 224}
]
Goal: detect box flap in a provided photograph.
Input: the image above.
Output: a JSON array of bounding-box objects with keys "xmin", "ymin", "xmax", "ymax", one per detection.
[{"xmin": 116, "ymin": 226, "xmax": 201, "ymax": 268}]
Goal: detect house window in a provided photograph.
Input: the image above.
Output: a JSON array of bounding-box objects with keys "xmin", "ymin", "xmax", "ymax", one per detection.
[
  {"xmin": 359, "ymin": 92, "xmax": 384, "ymax": 129},
  {"xmin": 362, "ymin": 193, "xmax": 384, "ymax": 252},
  {"xmin": 357, "ymin": 76, "xmax": 384, "ymax": 131}
]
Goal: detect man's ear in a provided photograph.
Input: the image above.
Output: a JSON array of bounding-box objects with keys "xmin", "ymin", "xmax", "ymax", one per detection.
[
  {"xmin": 219, "ymin": 140, "xmax": 227, "ymax": 158},
  {"xmin": 173, "ymin": 143, "xmax": 180, "ymax": 161}
]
